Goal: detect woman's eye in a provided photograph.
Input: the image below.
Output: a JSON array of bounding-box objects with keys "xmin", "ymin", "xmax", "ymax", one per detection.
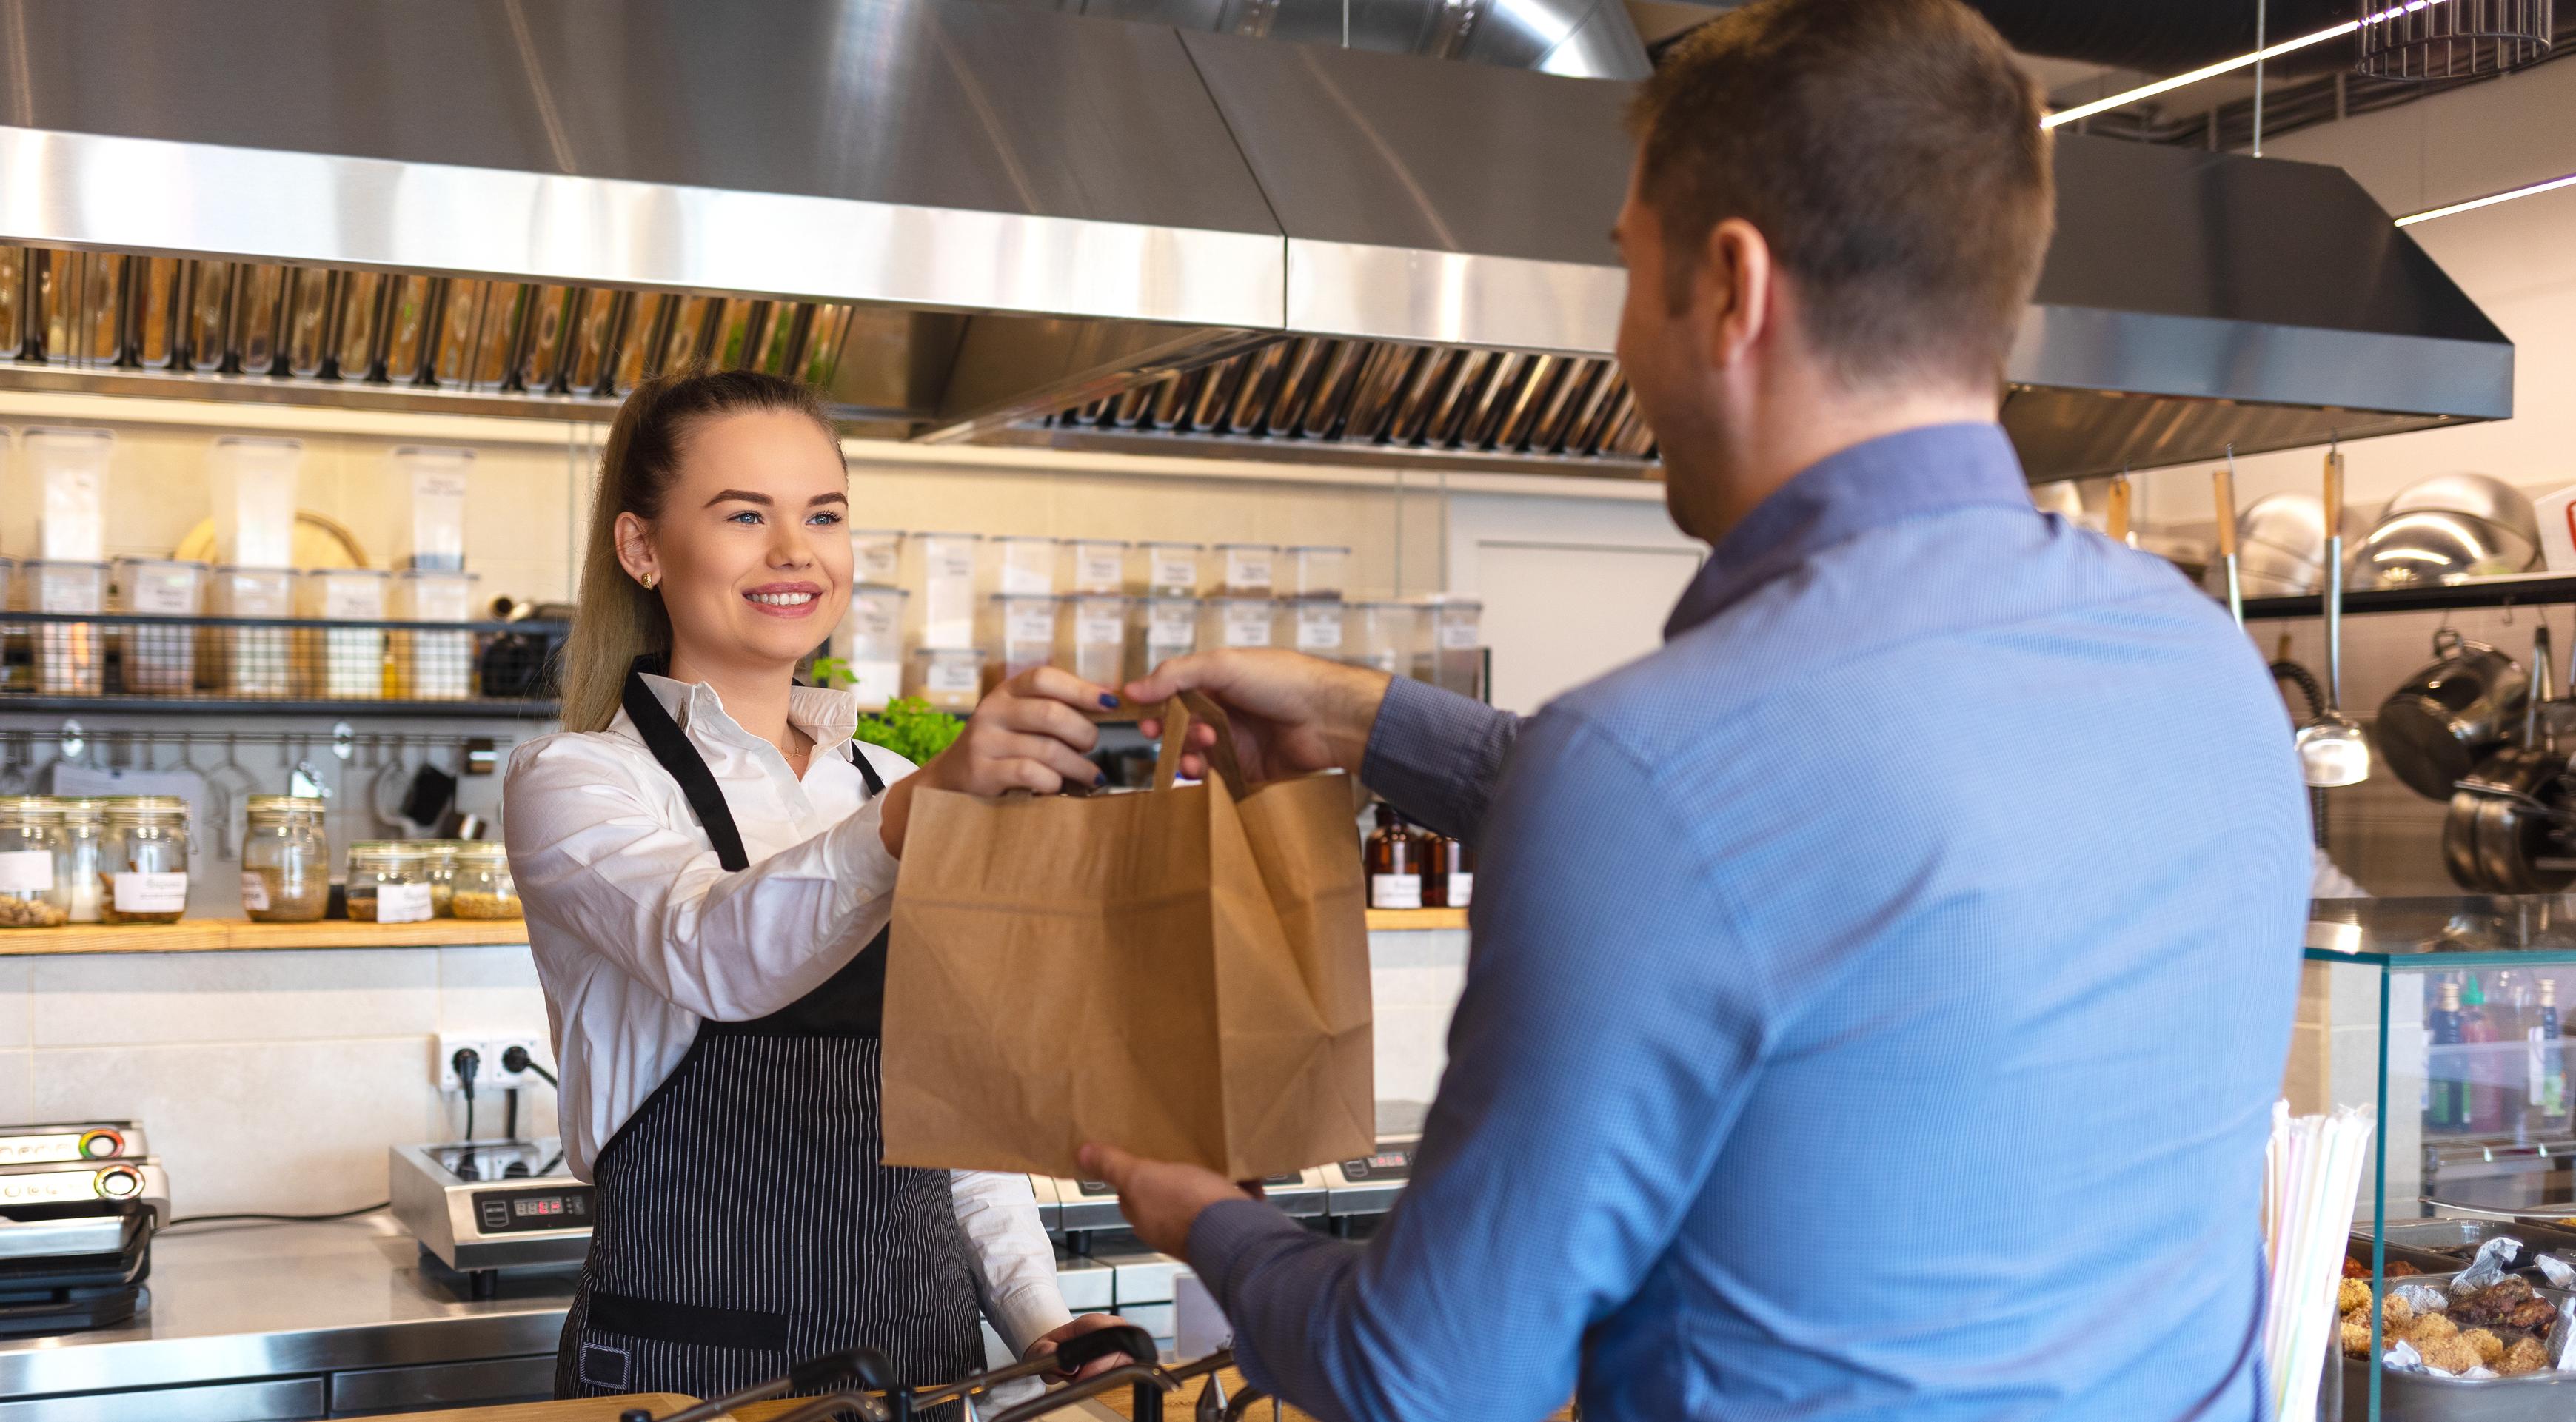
[
  {"xmin": 726, "ymin": 509, "xmax": 763, "ymax": 526},
  {"xmin": 809, "ymin": 511, "xmax": 843, "ymax": 527}
]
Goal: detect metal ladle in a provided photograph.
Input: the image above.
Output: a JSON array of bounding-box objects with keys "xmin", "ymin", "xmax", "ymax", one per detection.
[
  {"xmin": 2296, "ymin": 444, "xmax": 2373, "ymax": 787},
  {"xmin": 2215, "ymin": 451, "xmax": 2243, "ymax": 628}
]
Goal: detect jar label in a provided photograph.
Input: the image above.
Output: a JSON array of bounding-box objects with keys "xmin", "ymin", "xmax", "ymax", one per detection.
[
  {"xmin": 1369, "ymin": 873, "xmax": 1422, "ymax": 910},
  {"xmin": 1222, "ymin": 603, "xmax": 1271, "ymax": 648},
  {"xmin": 1076, "ymin": 549, "xmax": 1125, "ymax": 591},
  {"xmin": 1150, "ymin": 551, "xmax": 1198, "ymax": 591},
  {"xmin": 1448, "ymin": 871, "xmax": 1474, "ymax": 906},
  {"xmin": 376, "ymin": 882, "xmax": 433, "ymax": 924},
  {"xmin": 0, "ymin": 851, "xmax": 53, "ymax": 894},
  {"xmin": 1439, "ymin": 617, "xmax": 1479, "ymax": 651},
  {"xmin": 1296, "ymin": 606, "xmax": 1344, "ymax": 651},
  {"xmin": 239, "ymin": 872, "xmax": 270, "ymax": 912},
  {"xmin": 112, "ymin": 871, "xmax": 187, "ymax": 913}
]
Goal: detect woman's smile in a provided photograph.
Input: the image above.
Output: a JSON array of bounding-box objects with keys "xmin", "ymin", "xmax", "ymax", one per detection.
[{"xmin": 743, "ymin": 582, "xmax": 825, "ymax": 617}]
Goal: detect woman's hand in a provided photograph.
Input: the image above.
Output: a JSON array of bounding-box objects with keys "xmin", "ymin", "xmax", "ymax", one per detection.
[
  {"xmin": 1026, "ymin": 1312, "xmax": 1138, "ymax": 1383},
  {"xmin": 877, "ymin": 666, "xmax": 1118, "ymax": 858}
]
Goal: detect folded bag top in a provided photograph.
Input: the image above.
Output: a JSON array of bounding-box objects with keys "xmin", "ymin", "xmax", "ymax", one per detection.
[{"xmin": 881, "ymin": 692, "xmax": 1374, "ymax": 1180}]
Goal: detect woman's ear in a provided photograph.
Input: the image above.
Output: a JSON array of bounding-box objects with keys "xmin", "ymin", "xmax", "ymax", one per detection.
[{"xmin": 613, "ymin": 512, "xmax": 660, "ymax": 588}]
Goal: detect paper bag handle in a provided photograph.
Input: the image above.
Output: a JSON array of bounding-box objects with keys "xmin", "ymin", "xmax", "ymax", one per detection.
[{"xmin": 1152, "ymin": 691, "xmax": 1249, "ymax": 796}]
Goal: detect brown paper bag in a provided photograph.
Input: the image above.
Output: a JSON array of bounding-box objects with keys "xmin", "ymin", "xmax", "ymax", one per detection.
[{"xmin": 881, "ymin": 692, "xmax": 1374, "ymax": 1180}]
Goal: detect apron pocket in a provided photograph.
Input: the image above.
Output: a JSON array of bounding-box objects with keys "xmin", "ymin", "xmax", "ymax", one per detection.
[{"xmin": 588, "ymin": 1288, "xmax": 793, "ymax": 1352}]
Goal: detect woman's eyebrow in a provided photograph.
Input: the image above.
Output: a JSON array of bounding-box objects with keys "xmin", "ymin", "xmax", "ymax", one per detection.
[
  {"xmin": 809, "ymin": 491, "xmax": 849, "ymax": 506},
  {"xmin": 703, "ymin": 489, "xmax": 772, "ymax": 507}
]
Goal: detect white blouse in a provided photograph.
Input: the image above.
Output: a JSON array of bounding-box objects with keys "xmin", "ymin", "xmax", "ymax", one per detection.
[{"xmin": 503, "ymin": 673, "xmax": 1071, "ymax": 1356}]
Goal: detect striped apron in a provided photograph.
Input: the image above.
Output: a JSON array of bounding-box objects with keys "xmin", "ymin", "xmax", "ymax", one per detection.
[{"xmin": 555, "ymin": 660, "xmax": 986, "ymax": 1402}]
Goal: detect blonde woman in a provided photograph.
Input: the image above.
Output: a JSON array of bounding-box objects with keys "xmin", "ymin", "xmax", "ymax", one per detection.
[{"xmin": 504, "ymin": 367, "xmax": 1127, "ymax": 1403}]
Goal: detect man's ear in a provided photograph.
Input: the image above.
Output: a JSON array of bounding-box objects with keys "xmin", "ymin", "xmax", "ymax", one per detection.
[{"xmin": 1701, "ymin": 217, "xmax": 1774, "ymax": 373}]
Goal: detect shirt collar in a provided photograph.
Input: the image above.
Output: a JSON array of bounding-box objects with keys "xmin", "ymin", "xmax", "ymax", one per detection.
[
  {"xmin": 635, "ymin": 673, "xmax": 859, "ymax": 757},
  {"xmin": 1665, "ymin": 422, "xmax": 2035, "ymax": 640}
]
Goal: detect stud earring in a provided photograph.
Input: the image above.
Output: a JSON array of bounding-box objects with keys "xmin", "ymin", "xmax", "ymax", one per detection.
[{"xmin": 640, "ymin": 571, "xmax": 658, "ymax": 590}]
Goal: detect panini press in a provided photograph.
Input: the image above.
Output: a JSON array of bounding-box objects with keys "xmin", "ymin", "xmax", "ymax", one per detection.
[{"xmin": 0, "ymin": 1120, "xmax": 168, "ymax": 1338}]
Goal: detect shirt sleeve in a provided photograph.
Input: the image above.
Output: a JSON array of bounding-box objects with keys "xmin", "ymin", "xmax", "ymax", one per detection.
[
  {"xmin": 1358, "ymin": 675, "xmax": 1523, "ymax": 845},
  {"xmin": 951, "ymin": 1170, "xmax": 1074, "ymax": 1358},
  {"xmin": 502, "ymin": 735, "xmax": 905, "ymax": 1021},
  {"xmin": 1190, "ymin": 709, "xmax": 1767, "ymax": 1421}
]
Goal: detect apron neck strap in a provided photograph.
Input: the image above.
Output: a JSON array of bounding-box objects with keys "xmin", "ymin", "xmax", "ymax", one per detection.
[{"xmin": 623, "ymin": 655, "xmax": 751, "ymax": 872}]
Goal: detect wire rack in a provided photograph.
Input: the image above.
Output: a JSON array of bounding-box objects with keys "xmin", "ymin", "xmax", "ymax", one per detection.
[
  {"xmin": 0, "ymin": 611, "xmax": 563, "ymax": 708},
  {"xmin": 2361, "ymin": 0, "xmax": 2553, "ymax": 80}
]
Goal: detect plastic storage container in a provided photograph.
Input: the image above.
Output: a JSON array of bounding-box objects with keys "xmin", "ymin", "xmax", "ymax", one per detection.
[
  {"xmin": 390, "ymin": 446, "xmax": 472, "ymax": 572},
  {"xmin": 907, "ymin": 645, "xmax": 986, "ymax": 713},
  {"xmin": 111, "ymin": 557, "xmax": 207, "ymax": 694},
  {"xmin": 451, "ymin": 842, "xmax": 521, "ymax": 920},
  {"xmin": 1348, "ymin": 600, "xmax": 1420, "ymax": 677},
  {"xmin": 240, "ymin": 796, "xmax": 328, "ymax": 923},
  {"xmin": 909, "ymin": 532, "xmax": 982, "ymax": 650},
  {"xmin": 1065, "ymin": 540, "xmax": 1131, "ymax": 595},
  {"xmin": 1287, "ymin": 598, "xmax": 1347, "ymax": 657},
  {"xmin": 298, "ymin": 568, "xmax": 390, "ymax": 700},
  {"xmin": 1133, "ymin": 596, "xmax": 1199, "ymax": 682},
  {"xmin": 424, "ymin": 842, "xmax": 458, "ymax": 916},
  {"xmin": 1285, "ymin": 545, "xmax": 1350, "ymax": 600},
  {"xmin": 1214, "ymin": 543, "xmax": 1279, "ymax": 597},
  {"xmin": 101, "ymin": 796, "xmax": 190, "ymax": 925},
  {"xmin": 208, "ymin": 566, "xmax": 297, "ymax": 698},
  {"xmin": 27, "ymin": 427, "xmax": 110, "ymax": 563},
  {"xmin": 837, "ymin": 584, "xmax": 908, "ymax": 711},
  {"xmin": 1063, "ymin": 594, "xmax": 1128, "ymax": 689},
  {"xmin": 992, "ymin": 536, "xmax": 1060, "ymax": 597},
  {"xmin": 0, "ymin": 798, "xmax": 67, "ymax": 929},
  {"xmin": 1141, "ymin": 542, "xmax": 1202, "ymax": 597},
  {"xmin": 390, "ymin": 570, "xmax": 478, "ymax": 700},
  {"xmin": 987, "ymin": 594, "xmax": 1057, "ymax": 690},
  {"xmin": 850, "ymin": 529, "xmax": 905, "ymax": 586},
  {"xmin": 1420, "ymin": 595, "xmax": 1485, "ymax": 698},
  {"xmin": 346, "ymin": 842, "xmax": 433, "ymax": 923},
  {"xmin": 19, "ymin": 559, "xmax": 107, "ymax": 695},
  {"xmin": 1205, "ymin": 595, "xmax": 1275, "ymax": 652},
  {"xmin": 209, "ymin": 437, "xmax": 302, "ymax": 569},
  {"xmin": 55, "ymin": 799, "xmax": 104, "ymax": 923}
]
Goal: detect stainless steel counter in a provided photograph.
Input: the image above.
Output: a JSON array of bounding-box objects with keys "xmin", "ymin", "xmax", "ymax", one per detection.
[{"xmin": 0, "ymin": 1213, "xmax": 566, "ymax": 1412}]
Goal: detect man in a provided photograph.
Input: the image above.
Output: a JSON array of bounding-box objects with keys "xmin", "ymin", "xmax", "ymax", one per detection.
[{"xmin": 1092, "ymin": 0, "xmax": 2311, "ymax": 1417}]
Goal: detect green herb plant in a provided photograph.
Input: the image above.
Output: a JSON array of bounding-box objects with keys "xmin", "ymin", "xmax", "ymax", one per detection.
[{"xmin": 814, "ymin": 657, "xmax": 966, "ymax": 764}]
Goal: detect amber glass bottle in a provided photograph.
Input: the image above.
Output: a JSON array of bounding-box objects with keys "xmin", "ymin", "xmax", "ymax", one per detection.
[
  {"xmin": 1420, "ymin": 832, "xmax": 1475, "ymax": 909},
  {"xmin": 1365, "ymin": 804, "xmax": 1421, "ymax": 910}
]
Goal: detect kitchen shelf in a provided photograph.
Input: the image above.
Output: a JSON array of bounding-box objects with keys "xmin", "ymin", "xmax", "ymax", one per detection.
[
  {"xmin": 0, "ymin": 917, "xmax": 529, "ymax": 956},
  {"xmin": 0, "ymin": 696, "xmax": 558, "ymax": 720},
  {"xmin": 2244, "ymin": 573, "xmax": 2576, "ymax": 620},
  {"xmin": 1366, "ymin": 908, "xmax": 1467, "ymax": 931}
]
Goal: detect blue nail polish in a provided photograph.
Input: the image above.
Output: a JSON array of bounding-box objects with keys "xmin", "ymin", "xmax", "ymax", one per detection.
[
  {"xmin": 1094, "ymin": 770, "xmax": 1108, "ymax": 785},
  {"xmin": 1099, "ymin": 694, "xmax": 1119, "ymax": 709}
]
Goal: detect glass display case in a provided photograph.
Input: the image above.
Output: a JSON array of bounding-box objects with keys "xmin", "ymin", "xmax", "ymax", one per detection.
[{"xmin": 2304, "ymin": 895, "xmax": 2576, "ymax": 1418}]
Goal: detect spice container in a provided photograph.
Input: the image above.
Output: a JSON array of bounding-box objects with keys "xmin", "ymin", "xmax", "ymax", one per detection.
[
  {"xmin": 1420, "ymin": 831, "xmax": 1474, "ymax": 908},
  {"xmin": 391, "ymin": 570, "xmax": 479, "ymax": 700},
  {"xmin": 209, "ymin": 566, "xmax": 296, "ymax": 698},
  {"xmin": 909, "ymin": 532, "xmax": 982, "ymax": 650},
  {"xmin": 27, "ymin": 427, "xmax": 110, "ymax": 562},
  {"xmin": 424, "ymin": 841, "xmax": 459, "ymax": 916},
  {"xmin": 19, "ymin": 559, "xmax": 107, "ymax": 696},
  {"xmin": 1287, "ymin": 599, "xmax": 1346, "ymax": 657},
  {"xmin": 850, "ymin": 529, "xmax": 905, "ymax": 586},
  {"xmin": 1065, "ymin": 540, "xmax": 1131, "ymax": 594},
  {"xmin": 837, "ymin": 584, "xmax": 908, "ymax": 711},
  {"xmin": 392, "ymin": 447, "xmax": 472, "ymax": 572},
  {"xmin": 986, "ymin": 594, "xmax": 1057, "ymax": 691},
  {"xmin": 1348, "ymin": 600, "xmax": 1420, "ymax": 676},
  {"xmin": 101, "ymin": 797, "xmax": 190, "ymax": 925},
  {"xmin": 1420, "ymin": 596, "xmax": 1485, "ymax": 698},
  {"xmin": 111, "ymin": 557, "xmax": 207, "ymax": 694},
  {"xmin": 346, "ymin": 842, "xmax": 433, "ymax": 924},
  {"xmin": 1132, "ymin": 596, "xmax": 1199, "ymax": 682},
  {"xmin": 1214, "ymin": 543, "xmax": 1279, "ymax": 597},
  {"xmin": 1204, "ymin": 595, "xmax": 1275, "ymax": 652},
  {"xmin": 0, "ymin": 798, "xmax": 67, "ymax": 929},
  {"xmin": 1141, "ymin": 542, "xmax": 1202, "ymax": 597},
  {"xmin": 907, "ymin": 646, "xmax": 986, "ymax": 713},
  {"xmin": 56, "ymin": 799, "xmax": 104, "ymax": 923},
  {"xmin": 992, "ymin": 536, "xmax": 1060, "ymax": 597},
  {"xmin": 1063, "ymin": 594, "xmax": 1128, "ymax": 689},
  {"xmin": 240, "ymin": 796, "xmax": 328, "ymax": 923},
  {"xmin": 297, "ymin": 569, "xmax": 390, "ymax": 700},
  {"xmin": 451, "ymin": 842, "xmax": 521, "ymax": 920},
  {"xmin": 209, "ymin": 436, "xmax": 301, "ymax": 568},
  {"xmin": 1365, "ymin": 804, "xmax": 1422, "ymax": 910},
  {"xmin": 1285, "ymin": 545, "xmax": 1350, "ymax": 600}
]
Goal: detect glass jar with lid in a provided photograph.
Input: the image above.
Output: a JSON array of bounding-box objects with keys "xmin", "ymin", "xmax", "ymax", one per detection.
[
  {"xmin": 241, "ymin": 796, "xmax": 328, "ymax": 922},
  {"xmin": 346, "ymin": 842, "xmax": 433, "ymax": 924},
  {"xmin": 101, "ymin": 796, "xmax": 190, "ymax": 924},
  {"xmin": 0, "ymin": 797, "xmax": 68, "ymax": 928},
  {"xmin": 451, "ymin": 842, "xmax": 521, "ymax": 920},
  {"xmin": 424, "ymin": 840, "xmax": 460, "ymax": 916},
  {"xmin": 55, "ymin": 798, "xmax": 106, "ymax": 922}
]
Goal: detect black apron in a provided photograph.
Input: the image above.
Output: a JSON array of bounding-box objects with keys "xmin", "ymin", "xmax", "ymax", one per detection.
[{"xmin": 555, "ymin": 660, "xmax": 986, "ymax": 1403}]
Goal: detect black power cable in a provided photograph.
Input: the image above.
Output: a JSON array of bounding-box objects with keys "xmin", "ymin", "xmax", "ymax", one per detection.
[
  {"xmin": 453, "ymin": 1045, "xmax": 481, "ymax": 1142},
  {"xmin": 166, "ymin": 1201, "xmax": 389, "ymax": 1232},
  {"xmin": 501, "ymin": 1044, "xmax": 558, "ymax": 1088}
]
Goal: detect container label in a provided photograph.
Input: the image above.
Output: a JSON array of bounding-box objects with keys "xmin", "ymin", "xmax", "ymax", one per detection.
[
  {"xmin": 1075, "ymin": 606, "xmax": 1124, "ymax": 647},
  {"xmin": 239, "ymin": 872, "xmax": 270, "ymax": 912},
  {"xmin": 0, "ymin": 851, "xmax": 53, "ymax": 894},
  {"xmin": 1448, "ymin": 871, "xmax": 1474, "ymax": 907},
  {"xmin": 1224, "ymin": 549, "xmax": 1274, "ymax": 591},
  {"xmin": 1439, "ymin": 617, "xmax": 1479, "ymax": 651},
  {"xmin": 129, "ymin": 568, "xmax": 198, "ymax": 615},
  {"xmin": 112, "ymin": 871, "xmax": 187, "ymax": 913},
  {"xmin": 926, "ymin": 658, "xmax": 982, "ymax": 694},
  {"xmin": 1150, "ymin": 550, "xmax": 1198, "ymax": 591},
  {"xmin": 1370, "ymin": 873, "xmax": 1421, "ymax": 910},
  {"xmin": 1222, "ymin": 603, "xmax": 1271, "ymax": 648},
  {"xmin": 323, "ymin": 580, "xmax": 384, "ymax": 621},
  {"xmin": 926, "ymin": 540, "xmax": 977, "ymax": 582},
  {"xmin": 36, "ymin": 566, "xmax": 100, "ymax": 614},
  {"xmin": 1076, "ymin": 549, "xmax": 1125, "ymax": 591},
  {"xmin": 1296, "ymin": 605, "xmax": 1344, "ymax": 651},
  {"xmin": 856, "ymin": 540, "xmax": 903, "ymax": 582},
  {"xmin": 1006, "ymin": 603, "xmax": 1056, "ymax": 645},
  {"xmin": 376, "ymin": 882, "xmax": 433, "ymax": 924}
]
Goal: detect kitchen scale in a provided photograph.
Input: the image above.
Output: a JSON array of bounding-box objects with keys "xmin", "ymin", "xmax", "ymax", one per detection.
[
  {"xmin": 0, "ymin": 1120, "xmax": 167, "ymax": 1338},
  {"xmin": 389, "ymin": 1138, "xmax": 591, "ymax": 1295}
]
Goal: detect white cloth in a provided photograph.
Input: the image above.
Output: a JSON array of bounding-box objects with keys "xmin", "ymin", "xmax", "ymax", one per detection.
[{"xmin": 504, "ymin": 673, "xmax": 1072, "ymax": 1356}]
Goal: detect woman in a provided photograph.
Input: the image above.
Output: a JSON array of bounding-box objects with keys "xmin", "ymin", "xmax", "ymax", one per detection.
[{"xmin": 504, "ymin": 366, "xmax": 1126, "ymax": 1403}]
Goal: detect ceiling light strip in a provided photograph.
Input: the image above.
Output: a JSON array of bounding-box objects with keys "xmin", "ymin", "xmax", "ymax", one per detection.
[
  {"xmin": 2395, "ymin": 170, "xmax": 2576, "ymax": 225},
  {"xmin": 2038, "ymin": 0, "xmax": 2460, "ymax": 131}
]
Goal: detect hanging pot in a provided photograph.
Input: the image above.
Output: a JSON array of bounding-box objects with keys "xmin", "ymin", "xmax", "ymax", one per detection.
[{"xmin": 2377, "ymin": 628, "xmax": 2529, "ymax": 801}]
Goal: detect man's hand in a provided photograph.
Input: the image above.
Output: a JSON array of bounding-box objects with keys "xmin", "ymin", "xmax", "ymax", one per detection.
[
  {"xmin": 1025, "ymin": 1312, "xmax": 1137, "ymax": 1383},
  {"xmin": 1080, "ymin": 1142, "xmax": 1252, "ymax": 1259},
  {"xmin": 878, "ymin": 666, "xmax": 1117, "ymax": 857},
  {"xmin": 1123, "ymin": 650, "xmax": 1391, "ymax": 785}
]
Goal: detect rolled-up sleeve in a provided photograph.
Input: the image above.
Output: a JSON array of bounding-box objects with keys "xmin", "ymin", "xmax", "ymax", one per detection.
[
  {"xmin": 503, "ymin": 737, "xmax": 903, "ymax": 1021},
  {"xmin": 1359, "ymin": 677, "xmax": 1522, "ymax": 845},
  {"xmin": 951, "ymin": 1170, "xmax": 1073, "ymax": 1356}
]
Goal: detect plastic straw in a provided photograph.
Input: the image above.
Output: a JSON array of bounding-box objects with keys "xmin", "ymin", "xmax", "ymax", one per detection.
[{"xmin": 2263, "ymin": 1101, "xmax": 2375, "ymax": 1421}]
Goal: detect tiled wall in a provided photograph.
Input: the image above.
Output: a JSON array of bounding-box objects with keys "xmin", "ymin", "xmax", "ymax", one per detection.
[{"xmin": 4, "ymin": 933, "xmax": 1470, "ymax": 1217}]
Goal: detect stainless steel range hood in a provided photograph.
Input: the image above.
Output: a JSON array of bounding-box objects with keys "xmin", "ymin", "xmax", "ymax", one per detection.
[{"xmin": 0, "ymin": 0, "xmax": 2513, "ymax": 483}]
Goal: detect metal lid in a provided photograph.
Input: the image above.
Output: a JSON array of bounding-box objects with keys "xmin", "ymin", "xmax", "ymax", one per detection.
[
  {"xmin": 1069, "ymin": 537, "xmax": 1132, "ymax": 548},
  {"xmin": 50, "ymin": 796, "xmax": 107, "ymax": 818},
  {"xmin": 347, "ymin": 841, "xmax": 428, "ymax": 861},
  {"xmin": 455, "ymin": 842, "xmax": 509, "ymax": 862},
  {"xmin": 245, "ymin": 794, "xmax": 324, "ymax": 818},
  {"xmin": 0, "ymin": 796, "xmax": 61, "ymax": 819},
  {"xmin": 104, "ymin": 796, "xmax": 187, "ymax": 816}
]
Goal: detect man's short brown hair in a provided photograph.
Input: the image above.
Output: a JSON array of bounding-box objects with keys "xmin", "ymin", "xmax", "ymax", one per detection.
[{"xmin": 1629, "ymin": 0, "xmax": 2053, "ymax": 390}]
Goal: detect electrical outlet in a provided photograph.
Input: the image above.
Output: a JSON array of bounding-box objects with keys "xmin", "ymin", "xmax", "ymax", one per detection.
[{"xmin": 435, "ymin": 1034, "xmax": 548, "ymax": 1091}]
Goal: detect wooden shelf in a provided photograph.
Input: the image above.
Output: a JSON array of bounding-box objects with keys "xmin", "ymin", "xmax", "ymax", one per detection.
[
  {"xmin": 1365, "ymin": 907, "xmax": 1468, "ymax": 931},
  {"xmin": 0, "ymin": 916, "xmax": 529, "ymax": 955}
]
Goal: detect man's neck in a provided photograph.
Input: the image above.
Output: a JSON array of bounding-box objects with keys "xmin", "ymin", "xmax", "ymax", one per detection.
[
  {"xmin": 665, "ymin": 646, "xmax": 796, "ymax": 753},
  {"xmin": 1692, "ymin": 384, "xmax": 1999, "ymax": 540}
]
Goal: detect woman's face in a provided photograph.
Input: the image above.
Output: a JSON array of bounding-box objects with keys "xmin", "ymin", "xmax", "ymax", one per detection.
[{"xmin": 617, "ymin": 408, "xmax": 852, "ymax": 676}]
